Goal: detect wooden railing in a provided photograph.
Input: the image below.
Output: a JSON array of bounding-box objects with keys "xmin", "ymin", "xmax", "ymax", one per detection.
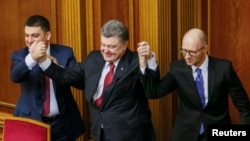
[{"xmin": 0, "ymin": 112, "xmax": 12, "ymax": 141}]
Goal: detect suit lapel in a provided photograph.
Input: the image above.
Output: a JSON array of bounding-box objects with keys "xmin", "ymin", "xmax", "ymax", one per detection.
[
  {"xmin": 206, "ymin": 57, "xmax": 216, "ymax": 107},
  {"xmin": 86, "ymin": 55, "xmax": 106, "ymax": 103},
  {"xmin": 88, "ymin": 63, "xmax": 105, "ymax": 102},
  {"xmin": 114, "ymin": 50, "xmax": 133, "ymax": 81},
  {"xmin": 48, "ymin": 45, "xmax": 59, "ymax": 96},
  {"xmin": 100, "ymin": 50, "xmax": 133, "ymax": 109},
  {"xmin": 50, "ymin": 45, "xmax": 61, "ymax": 65}
]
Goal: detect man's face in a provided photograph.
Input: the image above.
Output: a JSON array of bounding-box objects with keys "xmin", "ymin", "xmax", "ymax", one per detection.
[
  {"xmin": 181, "ymin": 36, "xmax": 207, "ymax": 67},
  {"xmin": 24, "ymin": 26, "xmax": 50, "ymax": 48},
  {"xmin": 100, "ymin": 35, "xmax": 127, "ymax": 62}
]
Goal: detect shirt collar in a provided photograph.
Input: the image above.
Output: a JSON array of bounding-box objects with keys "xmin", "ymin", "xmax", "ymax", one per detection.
[
  {"xmin": 192, "ymin": 54, "xmax": 209, "ymax": 73},
  {"xmin": 105, "ymin": 59, "xmax": 120, "ymax": 68}
]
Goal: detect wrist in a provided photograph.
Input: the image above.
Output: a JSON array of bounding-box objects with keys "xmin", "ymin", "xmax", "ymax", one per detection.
[
  {"xmin": 38, "ymin": 55, "xmax": 47, "ymax": 63},
  {"xmin": 147, "ymin": 52, "xmax": 154, "ymax": 60}
]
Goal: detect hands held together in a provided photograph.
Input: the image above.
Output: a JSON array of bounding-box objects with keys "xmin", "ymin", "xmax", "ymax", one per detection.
[
  {"xmin": 29, "ymin": 42, "xmax": 58, "ymax": 65},
  {"xmin": 137, "ymin": 41, "xmax": 153, "ymax": 68},
  {"xmin": 28, "ymin": 40, "xmax": 152, "ymax": 67}
]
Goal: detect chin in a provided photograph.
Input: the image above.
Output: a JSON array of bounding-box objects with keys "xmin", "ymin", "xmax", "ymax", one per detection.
[
  {"xmin": 185, "ymin": 62, "xmax": 193, "ymax": 66},
  {"xmin": 104, "ymin": 57, "xmax": 111, "ymax": 62}
]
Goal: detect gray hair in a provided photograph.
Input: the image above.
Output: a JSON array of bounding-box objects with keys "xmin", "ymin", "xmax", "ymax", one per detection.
[{"xmin": 101, "ymin": 20, "xmax": 129, "ymax": 42}]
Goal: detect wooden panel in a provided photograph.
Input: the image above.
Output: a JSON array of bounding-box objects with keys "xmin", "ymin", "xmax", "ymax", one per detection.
[
  {"xmin": 92, "ymin": 0, "xmax": 136, "ymax": 50},
  {"xmin": 210, "ymin": 0, "xmax": 250, "ymax": 123},
  {"xmin": 56, "ymin": 1, "xmax": 88, "ymax": 141},
  {"xmin": 139, "ymin": 1, "xmax": 171, "ymax": 140}
]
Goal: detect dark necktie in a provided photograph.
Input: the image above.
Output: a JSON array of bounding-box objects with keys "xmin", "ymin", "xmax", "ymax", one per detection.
[
  {"xmin": 95, "ymin": 63, "xmax": 115, "ymax": 107},
  {"xmin": 43, "ymin": 76, "xmax": 50, "ymax": 116},
  {"xmin": 195, "ymin": 68, "xmax": 205, "ymax": 134}
]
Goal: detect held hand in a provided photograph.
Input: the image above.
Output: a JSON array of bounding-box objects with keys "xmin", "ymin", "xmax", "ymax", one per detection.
[
  {"xmin": 30, "ymin": 42, "xmax": 47, "ymax": 61},
  {"xmin": 137, "ymin": 41, "xmax": 153, "ymax": 67},
  {"xmin": 138, "ymin": 54, "xmax": 147, "ymax": 68},
  {"xmin": 37, "ymin": 55, "xmax": 47, "ymax": 63},
  {"xmin": 29, "ymin": 42, "xmax": 36, "ymax": 53},
  {"xmin": 47, "ymin": 55, "xmax": 59, "ymax": 65}
]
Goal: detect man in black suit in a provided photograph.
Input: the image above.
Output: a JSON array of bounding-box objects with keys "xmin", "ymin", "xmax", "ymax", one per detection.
[
  {"xmin": 36, "ymin": 20, "xmax": 157, "ymax": 141},
  {"xmin": 10, "ymin": 15, "xmax": 85, "ymax": 141},
  {"xmin": 138, "ymin": 28, "xmax": 250, "ymax": 141}
]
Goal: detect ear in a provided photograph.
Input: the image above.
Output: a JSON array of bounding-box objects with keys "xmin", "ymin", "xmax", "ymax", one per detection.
[
  {"xmin": 202, "ymin": 45, "xmax": 209, "ymax": 54},
  {"xmin": 204, "ymin": 45, "xmax": 209, "ymax": 51},
  {"xmin": 123, "ymin": 41, "xmax": 128, "ymax": 47},
  {"xmin": 46, "ymin": 31, "xmax": 51, "ymax": 41}
]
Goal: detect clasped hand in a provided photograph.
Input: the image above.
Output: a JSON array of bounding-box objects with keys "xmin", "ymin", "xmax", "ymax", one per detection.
[
  {"xmin": 29, "ymin": 41, "xmax": 58, "ymax": 64},
  {"xmin": 137, "ymin": 41, "xmax": 153, "ymax": 68}
]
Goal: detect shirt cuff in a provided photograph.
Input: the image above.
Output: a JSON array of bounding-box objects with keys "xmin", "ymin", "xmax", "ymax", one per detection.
[
  {"xmin": 140, "ymin": 52, "xmax": 157, "ymax": 75},
  {"xmin": 147, "ymin": 54, "xmax": 157, "ymax": 71},
  {"xmin": 39, "ymin": 57, "xmax": 52, "ymax": 71},
  {"xmin": 140, "ymin": 67, "xmax": 146, "ymax": 74},
  {"xmin": 25, "ymin": 54, "xmax": 37, "ymax": 70}
]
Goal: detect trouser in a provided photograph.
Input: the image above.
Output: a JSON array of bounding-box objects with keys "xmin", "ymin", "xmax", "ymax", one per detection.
[{"xmin": 42, "ymin": 115, "xmax": 75, "ymax": 141}]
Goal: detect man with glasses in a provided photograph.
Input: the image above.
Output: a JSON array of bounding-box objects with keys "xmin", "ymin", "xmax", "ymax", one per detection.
[{"xmin": 138, "ymin": 28, "xmax": 250, "ymax": 141}]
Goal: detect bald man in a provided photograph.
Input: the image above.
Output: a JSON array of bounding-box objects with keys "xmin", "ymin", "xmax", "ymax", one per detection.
[{"xmin": 139, "ymin": 28, "xmax": 250, "ymax": 141}]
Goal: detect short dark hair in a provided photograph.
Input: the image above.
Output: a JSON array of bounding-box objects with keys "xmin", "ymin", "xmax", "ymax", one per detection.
[
  {"xmin": 24, "ymin": 15, "xmax": 50, "ymax": 32},
  {"xmin": 101, "ymin": 20, "xmax": 129, "ymax": 42}
]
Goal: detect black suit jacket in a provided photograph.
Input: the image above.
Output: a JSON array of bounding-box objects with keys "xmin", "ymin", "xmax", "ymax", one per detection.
[
  {"xmin": 44, "ymin": 49, "xmax": 156, "ymax": 141},
  {"xmin": 10, "ymin": 44, "xmax": 85, "ymax": 139},
  {"xmin": 142, "ymin": 56, "xmax": 250, "ymax": 141}
]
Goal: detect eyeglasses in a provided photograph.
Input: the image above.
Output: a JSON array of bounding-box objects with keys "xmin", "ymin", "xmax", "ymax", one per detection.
[{"xmin": 180, "ymin": 46, "xmax": 205, "ymax": 56}]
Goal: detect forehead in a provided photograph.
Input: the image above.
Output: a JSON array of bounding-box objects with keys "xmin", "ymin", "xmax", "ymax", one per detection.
[
  {"xmin": 182, "ymin": 34, "xmax": 201, "ymax": 49},
  {"xmin": 25, "ymin": 26, "xmax": 43, "ymax": 34},
  {"xmin": 101, "ymin": 35, "xmax": 121, "ymax": 44}
]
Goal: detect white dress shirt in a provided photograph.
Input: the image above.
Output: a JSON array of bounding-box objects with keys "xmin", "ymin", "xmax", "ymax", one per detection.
[{"xmin": 93, "ymin": 60, "xmax": 119, "ymax": 101}]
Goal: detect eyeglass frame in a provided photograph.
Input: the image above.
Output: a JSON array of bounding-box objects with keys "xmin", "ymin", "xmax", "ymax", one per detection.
[{"xmin": 179, "ymin": 45, "xmax": 206, "ymax": 56}]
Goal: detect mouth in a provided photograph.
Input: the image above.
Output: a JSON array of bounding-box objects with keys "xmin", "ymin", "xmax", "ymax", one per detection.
[
  {"xmin": 104, "ymin": 53, "xmax": 113, "ymax": 57},
  {"xmin": 185, "ymin": 58, "xmax": 193, "ymax": 63}
]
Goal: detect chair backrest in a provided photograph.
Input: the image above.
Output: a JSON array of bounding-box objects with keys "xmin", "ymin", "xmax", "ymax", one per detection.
[{"xmin": 2, "ymin": 116, "xmax": 51, "ymax": 141}]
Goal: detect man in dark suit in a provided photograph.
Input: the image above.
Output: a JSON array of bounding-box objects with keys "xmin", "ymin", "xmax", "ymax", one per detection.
[
  {"xmin": 138, "ymin": 28, "xmax": 250, "ymax": 141},
  {"xmin": 10, "ymin": 15, "xmax": 85, "ymax": 141},
  {"xmin": 36, "ymin": 20, "xmax": 157, "ymax": 141}
]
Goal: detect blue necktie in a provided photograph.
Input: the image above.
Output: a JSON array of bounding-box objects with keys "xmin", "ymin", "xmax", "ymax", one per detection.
[{"xmin": 195, "ymin": 68, "xmax": 205, "ymax": 134}]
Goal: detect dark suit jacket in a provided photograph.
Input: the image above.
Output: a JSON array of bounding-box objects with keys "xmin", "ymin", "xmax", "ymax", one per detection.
[
  {"xmin": 142, "ymin": 56, "xmax": 250, "ymax": 141},
  {"xmin": 44, "ymin": 49, "xmax": 156, "ymax": 141},
  {"xmin": 10, "ymin": 44, "xmax": 86, "ymax": 139}
]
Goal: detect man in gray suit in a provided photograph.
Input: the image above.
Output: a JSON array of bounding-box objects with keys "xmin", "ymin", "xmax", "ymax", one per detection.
[{"xmin": 138, "ymin": 28, "xmax": 250, "ymax": 141}]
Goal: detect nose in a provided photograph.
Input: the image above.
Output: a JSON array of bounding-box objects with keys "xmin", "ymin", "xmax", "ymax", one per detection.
[
  {"xmin": 183, "ymin": 52, "xmax": 192, "ymax": 58},
  {"xmin": 102, "ymin": 46, "xmax": 111, "ymax": 52},
  {"xmin": 26, "ymin": 36, "xmax": 33, "ymax": 43}
]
